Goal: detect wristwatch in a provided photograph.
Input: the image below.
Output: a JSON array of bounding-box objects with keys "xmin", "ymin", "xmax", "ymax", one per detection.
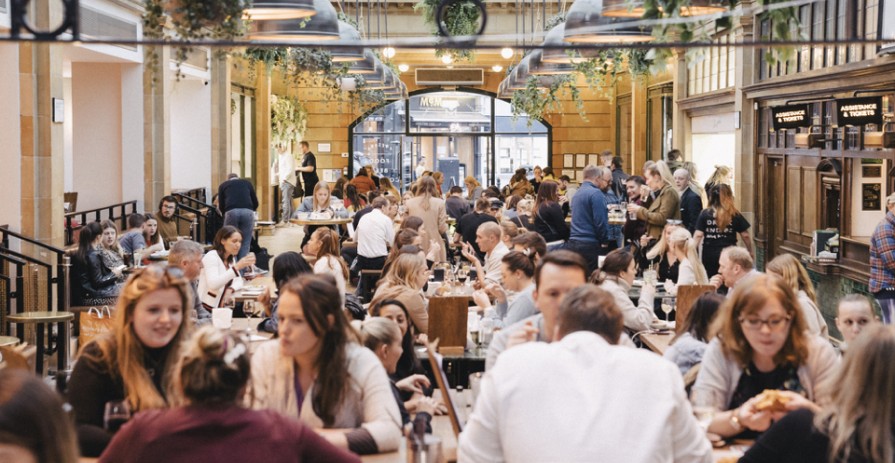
[{"xmin": 729, "ymin": 408, "xmax": 744, "ymax": 432}]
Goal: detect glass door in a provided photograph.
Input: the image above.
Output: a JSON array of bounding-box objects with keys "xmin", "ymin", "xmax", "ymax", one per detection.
[{"xmin": 412, "ymin": 135, "xmax": 492, "ymax": 194}]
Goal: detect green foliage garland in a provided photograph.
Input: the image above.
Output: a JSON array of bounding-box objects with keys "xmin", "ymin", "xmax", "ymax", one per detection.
[{"xmin": 414, "ymin": 0, "xmax": 480, "ymax": 62}]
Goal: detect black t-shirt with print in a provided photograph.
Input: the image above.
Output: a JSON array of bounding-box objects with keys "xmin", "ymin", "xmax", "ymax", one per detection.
[{"xmin": 696, "ymin": 209, "xmax": 750, "ymax": 249}]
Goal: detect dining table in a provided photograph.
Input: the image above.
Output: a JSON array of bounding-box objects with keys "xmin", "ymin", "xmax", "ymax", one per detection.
[{"xmin": 290, "ymin": 217, "xmax": 353, "ymax": 227}]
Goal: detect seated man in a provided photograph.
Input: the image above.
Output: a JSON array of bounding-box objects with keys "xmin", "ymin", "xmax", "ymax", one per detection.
[
  {"xmin": 456, "ymin": 198, "xmax": 498, "ymax": 261},
  {"xmin": 155, "ymin": 195, "xmax": 183, "ymax": 248},
  {"xmin": 709, "ymin": 246, "xmax": 760, "ymax": 293},
  {"xmin": 167, "ymin": 240, "xmax": 211, "ymax": 326},
  {"xmin": 460, "ymin": 284, "xmax": 713, "ymax": 463},
  {"xmin": 462, "ymin": 222, "xmax": 508, "ymax": 285}
]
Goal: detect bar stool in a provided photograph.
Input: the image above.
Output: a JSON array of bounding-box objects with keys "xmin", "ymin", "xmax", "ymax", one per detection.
[{"xmin": 8, "ymin": 311, "xmax": 74, "ymax": 376}]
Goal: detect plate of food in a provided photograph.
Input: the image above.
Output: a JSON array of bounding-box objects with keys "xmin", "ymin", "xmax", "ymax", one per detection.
[{"xmin": 150, "ymin": 250, "xmax": 169, "ymax": 260}]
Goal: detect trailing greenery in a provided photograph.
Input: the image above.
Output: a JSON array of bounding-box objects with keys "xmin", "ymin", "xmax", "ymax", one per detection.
[
  {"xmin": 510, "ymin": 73, "xmax": 586, "ymax": 127},
  {"xmin": 270, "ymin": 94, "xmax": 308, "ymax": 145},
  {"xmin": 414, "ymin": 0, "xmax": 481, "ymax": 62}
]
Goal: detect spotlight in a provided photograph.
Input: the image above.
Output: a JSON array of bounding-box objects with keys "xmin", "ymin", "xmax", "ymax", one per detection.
[
  {"xmin": 500, "ymin": 47, "xmax": 514, "ymax": 59},
  {"xmin": 382, "ymin": 47, "xmax": 396, "ymax": 59},
  {"xmin": 491, "ymin": 65, "xmax": 503, "ymax": 72},
  {"xmin": 441, "ymin": 55, "xmax": 453, "ymax": 64},
  {"xmin": 398, "ymin": 64, "xmax": 409, "ymax": 73}
]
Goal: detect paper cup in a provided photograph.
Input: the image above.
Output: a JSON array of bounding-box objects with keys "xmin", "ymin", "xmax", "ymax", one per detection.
[{"xmin": 212, "ymin": 308, "xmax": 233, "ymax": 329}]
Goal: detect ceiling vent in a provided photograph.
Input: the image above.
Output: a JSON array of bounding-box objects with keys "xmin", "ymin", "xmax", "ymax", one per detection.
[{"xmin": 415, "ymin": 68, "xmax": 484, "ymax": 86}]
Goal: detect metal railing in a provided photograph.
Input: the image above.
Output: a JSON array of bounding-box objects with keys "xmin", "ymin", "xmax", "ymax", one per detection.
[
  {"xmin": 64, "ymin": 200, "xmax": 138, "ymax": 246},
  {"xmin": 173, "ymin": 187, "xmax": 207, "ymax": 205},
  {"xmin": 173, "ymin": 193, "xmax": 217, "ymax": 244}
]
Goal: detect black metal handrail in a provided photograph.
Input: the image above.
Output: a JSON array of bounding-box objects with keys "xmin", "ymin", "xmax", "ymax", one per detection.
[
  {"xmin": 64, "ymin": 200, "xmax": 138, "ymax": 246},
  {"xmin": 0, "ymin": 228, "xmax": 69, "ymax": 334},
  {"xmin": 172, "ymin": 187, "xmax": 207, "ymax": 205}
]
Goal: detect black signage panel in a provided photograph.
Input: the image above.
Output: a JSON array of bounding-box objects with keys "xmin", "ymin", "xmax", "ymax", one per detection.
[
  {"xmin": 772, "ymin": 104, "xmax": 811, "ymax": 130},
  {"xmin": 837, "ymin": 96, "xmax": 883, "ymax": 127}
]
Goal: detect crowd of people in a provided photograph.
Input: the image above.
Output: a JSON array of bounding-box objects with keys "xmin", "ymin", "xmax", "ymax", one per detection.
[{"xmin": 7, "ymin": 150, "xmax": 895, "ymax": 463}]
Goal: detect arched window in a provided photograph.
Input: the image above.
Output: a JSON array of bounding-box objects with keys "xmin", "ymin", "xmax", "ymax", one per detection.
[{"xmin": 349, "ymin": 89, "xmax": 551, "ymax": 194}]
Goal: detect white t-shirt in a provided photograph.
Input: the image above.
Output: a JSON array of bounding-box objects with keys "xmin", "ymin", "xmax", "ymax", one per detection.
[{"xmin": 314, "ymin": 255, "xmax": 347, "ymax": 299}]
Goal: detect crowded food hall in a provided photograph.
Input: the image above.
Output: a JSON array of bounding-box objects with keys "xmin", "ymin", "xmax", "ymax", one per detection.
[{"xmin": 2, "ymin": 0, "xmax": 895, "ymax": 461}]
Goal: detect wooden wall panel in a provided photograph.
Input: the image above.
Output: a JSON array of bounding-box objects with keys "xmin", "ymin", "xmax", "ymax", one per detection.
[
  {"xmin": 802, "ymin": 167, "xmax": 818, "ymax": 236},
  {"xmin": 786, "ymin": 166, "xmax": 802, "ymax": 236}
]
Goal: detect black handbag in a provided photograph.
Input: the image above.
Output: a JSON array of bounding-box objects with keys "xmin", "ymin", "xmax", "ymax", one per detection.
[{"xmin": 292, "ymin": 177, "xmax": 304, "ymax": 199}]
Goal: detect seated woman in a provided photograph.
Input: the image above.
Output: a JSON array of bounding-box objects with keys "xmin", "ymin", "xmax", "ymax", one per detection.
[
  {"xmin": 663, "ymin": 292, "xmax": 725, "ymax": 375},
  {"xmin": 369, "ymin": 299, "xmax": 428, "ymax": 395},
  {"xmin": 142, "ymin": 213, "xmax": 166, "ymax": 254},
  {"xmin": 197, "ymin": 226, "xmax": 256, "ymax": 311},
  {"xmin": 473, "ymin": 251, "xmax": 538, "ymax": 327},
  {"xmin": 691, "ymin": 273, "xmax": 839, "ymax": 439},
  {"xmin": 307, "ymin": 228, "xmax": 349, "ymax": 298},
  {"xmin": 379, "ymin": 177, "xmax": 400, "ymax": 198},
  {"xmin": 99, "ymin": 327, "xmax": 360, "ymax": 463},
  {"xmin": 67, "ymin": 265, "xmax": 191, "ymax": 456},
  {"xmin": 381, "ymin": 229, "xmax": 437, "ymax": 276},
  {"xmin": 663, "ymin": 227, "xmax": 709, "ymax": 296},
  {"xmin": 72, "ymin": 221, "xmax": 124, "ymax": 306},
  {"xmin": 257, "ymin": 251, "xmax": 313, "ymax": 334},
  {"xmin": 499, "ymin": 220, "xmax": 520, "ymax": 250},
  {"xmin": 532, "ymin": 180, "xmax": 569, "ymax": 244},
  {"xmin": 464, "ymin": 176, "xmax": 483, "ymax": 204},
  {"xmin": 766, "ymin": 253, "xmax": 827, "ymax": 336},
  {"xmin": 297, "ymin": 181, "xmax": 348, "ymax": 248},
  {"xmin": 343, "ymin": 184, "xmax": 366, "ymax": 215},
  {"xmin": 592, "ymin": 249, "xmax": 658, "ymax": 332},
  {"xmin": 740, "ymin": 324, "xmax": 895, "ymax": 463},
  {"xmin": 248, "ymin": 274, "xmax": 403, "ymax": 455},
  {"xmin": 639, "ymin": 222, "xmax": 680, "ymax": 283},
  {"xmin": 835, "ymin": 294, "xmax": 880, "ymax": 352},
  {"xmin": 370, "ymin": 253, "xmax": 430, "ymax": 334},
  {"xmin": 98, "ymin": 220, "xmax": 126, "ymax": 276},
  {"xmin": 0, "ymin": 369, "xmax": 79, "ymax": 463},
  {"xmin": 357, "ymin": 317, "xmax": 439, "ymax": 433},
  {"xmin": 510, "ymin": 231, "xmax": 547, "ymax": 265}
]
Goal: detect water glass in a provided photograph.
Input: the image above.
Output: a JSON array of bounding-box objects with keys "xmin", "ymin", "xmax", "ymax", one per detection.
[
  {"xmin": 104, "ymin": 400, "xmax": 131, "ymax": 432},
  {"xmin": 133, "ymin": 251, "xmax": 143, "ymax": 268},
  {"xmin": 690, "ymin": 389, "xmax": 721, "ymax": 432},
  {"xmin": 480, "ymin": 318, "xmax": 494, "ymax": 346},
  {"xmin": 643, "ymin": 269, "xmax": 658, "ymax": 286}
]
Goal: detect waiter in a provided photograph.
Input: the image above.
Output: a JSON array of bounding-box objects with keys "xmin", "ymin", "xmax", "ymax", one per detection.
[{"xmin": 296, "ymin": 141, "xmax": 319, "ymax": 196}]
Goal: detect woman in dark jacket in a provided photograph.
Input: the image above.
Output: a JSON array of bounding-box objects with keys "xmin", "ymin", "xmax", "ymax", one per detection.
[
  {"xmin": 533, "ymin": 180, "xmax": 569, "ymax": 243},
  {"xmin": 72, "ymin": 221, "xmax": 123, "ymax": 306}
]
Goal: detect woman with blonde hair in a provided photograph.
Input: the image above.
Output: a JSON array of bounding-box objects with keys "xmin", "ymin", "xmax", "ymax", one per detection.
[
  {"xmin": 663, "ymin": 227, "xmax": 709, "ymax": 296},
  {"xmin": 641, "ymin": 222, "xmax": 681, "ymax": 283},
  {"xmin": 499, "ymin": 220, "xmax": 520, "ymax": 249},
  {"xmin": 99, "ymin": 327, "xmax": 360, "ymax": 462},
  {"xmin": 379, "ymin": 177, "xmax": 400, "ymax": 198},
  {"xmin": 692, "ymin": 274, "xmax": 839, "ymax": 439},
  {"xmin": 694, "ymin": 183, "xmax": 753, "ymax": 278},
  {"xmin": 98, "ymin": 220, "xmax": 127, "ymax": 275},
  {"xmin": 370, "ymin": 253, "xmax": 430, "ymax": 334},
  {"xmin": 705, "ymin": 165, "xmax": 734, "ymax": 196},
  {"xmin": 306, "ymin": 227, "xmax": 349, "ymax": 298},
  {"xmin": 404, "ymin": 176, "xmax": 447, "ymax": 262},
  {"xmin": 248, "ymin": 274, "xmax": 402, "ymax": 455},
  {"xmin": 464, "ymin": 176, "xmax": 483, "ymax": 202},
  {"xmin": 740, "ymin": 324, "xmax": 895, "ymax": 463},
  {"xmin": 297, "ymin": 181, "xmax": 348, "ymax": 248},
  {"xmin": 627, "ymin": 160, "xmax": 680, "ymax": 240},
  {"xmin": 68, "ymin": 265, "xmax": 193, "ymax": 456},
  {"xmin": 766, "ymin": 253, "xmax": 827, "ymax": 336}
]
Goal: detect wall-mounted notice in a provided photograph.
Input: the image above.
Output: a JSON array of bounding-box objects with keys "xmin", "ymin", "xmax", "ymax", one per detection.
[{"xmin": 772, "ymin": 104, "xmax": 811, "ymax": 130}]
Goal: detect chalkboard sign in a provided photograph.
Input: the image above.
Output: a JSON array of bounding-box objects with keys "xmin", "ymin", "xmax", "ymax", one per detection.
[
  {"xmin": 772, "ymin": 105, "xmax": 812, "ymax": 130},
  {"xmin": 837, "ymin": 97, "xmax": 883, "ymax": 127}
]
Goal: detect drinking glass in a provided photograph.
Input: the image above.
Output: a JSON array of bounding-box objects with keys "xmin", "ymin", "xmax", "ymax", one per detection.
[
  {"xmin": 133, "ymin": 251, "xmax": 143, "ymax": 268},
  {"xmin": 244, "ymin": 301, "xmax": 256, "ymax": 335},
  {"xmin": 104, "ymin": 400, "xmax": 131, "ymax": 432},
  {"xmin": 642, "ymin": 269, "xmax": 658, "ymax": 286},
  {"xmin": 661, "ymin": 297, "xmax": 675, "ymax": 322},
  {"xmin": 690, "ymin": 389, "xmax": 720, "ymax": 432},
  {"xmin": 480, "ymin": 318, "xmax": 494, "ymax": 346}
]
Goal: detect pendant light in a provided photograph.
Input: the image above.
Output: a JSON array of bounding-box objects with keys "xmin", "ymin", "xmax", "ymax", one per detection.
[
  {"xmin": 348, "ymin": 50, "xmax": 379, "ymax": 74},
  {"xmin": 249, "ymin": 0, "xmax": 339, "ymax": 41},
  {"xmin": 542, "ymin": 24, "xmax": 599, "ymax": 63},
  {"xmin": 331, "ymin": 21, "xmax": 365, "ymax": 62},
  {"xmin": 365, "ymin": 68, "xmax": 397, "ymax": 90},
  {"xmin": 528, "ymin": 49, "xmax": 576, "ymax": 75},
  {"xmin": 244, "ymin": 0, "xmax": 316, "ymax": 20},
  {"xmin": 564, "ymin": 0, "xmax": 653, "ymax": 43}
]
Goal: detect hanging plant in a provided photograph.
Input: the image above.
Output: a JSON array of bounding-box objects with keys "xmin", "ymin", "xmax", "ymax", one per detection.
[
  {"xmin": 414, "ymin": 0, "xmax": 480, "ymax": 62},
  {"xmin": 242, "ymin": 47, "xmax": 289, "ymax": 82},
  {"xmin": 142, "ymin": 0, "xmax": 248, "ymax": 80},
  {"xmin": 510, "ymin": 74, "xmax": 586, "ymax": 127},
  {"xmin": 270, "ymin": 94, "xmax": 308, "ymax": 146},
  {"xmin": 346, "ymin": 74, "xmax": 387, "ymax": 112}
]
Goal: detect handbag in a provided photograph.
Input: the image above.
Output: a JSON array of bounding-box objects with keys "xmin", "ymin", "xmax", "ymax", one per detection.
[
  {"xmin": 79, "ymin": 306, "xmax": 114, "ymax": 354},
  {"xmin": 293, "ymin": 175, "xmax": 304, "ymax": 199}
]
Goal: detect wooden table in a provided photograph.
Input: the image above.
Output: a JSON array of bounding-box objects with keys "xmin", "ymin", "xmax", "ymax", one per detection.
[
  {"xmin": 233, "ymin": 276, "xmax": 276, "ymax": 302},
  {"xmin": 290, "ymin": 217, "xmax": 353, "ymax": 227},
  {"xmin": 640, "ymin": 331, "xmax": 674, "ymax": 355},
  {"xmin": 8, "ymin": 310, "xmax": 74, "ymax": 374}
]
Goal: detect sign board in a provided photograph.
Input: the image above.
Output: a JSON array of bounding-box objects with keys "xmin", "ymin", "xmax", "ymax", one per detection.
[
  {"xmin": 772, "ymin": 104, "xmax": 811, "ymax": 130},
  {"xmin": 837, "ymin": 97, "xmax": 883, "ymax": 127}
]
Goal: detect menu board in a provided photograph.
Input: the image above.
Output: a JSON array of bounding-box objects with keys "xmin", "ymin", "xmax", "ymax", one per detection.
[{"xmin": 772, "ymin": 104, "xmax": 811, "ymax": 130}]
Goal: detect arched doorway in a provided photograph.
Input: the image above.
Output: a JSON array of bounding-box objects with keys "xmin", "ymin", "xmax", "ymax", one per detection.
[{"xmin": 348, "ymin": 88, "xmax": 551, "ymax": 194}]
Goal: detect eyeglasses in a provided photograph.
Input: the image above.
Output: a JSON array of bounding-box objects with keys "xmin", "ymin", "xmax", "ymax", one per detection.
[{"xmin": 739, "ymin": 315, "xmax": 792, "ymax": 331}]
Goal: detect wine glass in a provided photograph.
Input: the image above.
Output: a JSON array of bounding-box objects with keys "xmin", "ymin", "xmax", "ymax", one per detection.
[
  {"xmin": 661, "ymin": 297, "xmax": 675, "ymax": 322},
  {"xmin": 690, "ymin": 389, "xmax": 720, "ymax": 432},
  {"xmin": 104, "ymin": 400, "xmax": 131, "ymax": 432},
  {"xmin": 243, "ymin": 301, "xmax": 260, "ymax": 336}
]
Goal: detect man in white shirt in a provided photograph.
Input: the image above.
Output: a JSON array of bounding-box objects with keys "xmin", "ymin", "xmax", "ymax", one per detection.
[
  {"xmin": 355, "ymin": 196, "xmax": 395, "ymax": 297},
  {"xmin": 485, "ymin": 250, "xmax": 588, "ymax": 370},
  {"xmin": 274, "ymin": 144, "xmax": 297, "ymax": 225},
  {"xmin": 460, "ymin": 284, "xmax": 713, "ymax": 463},
  {"xmin": 475, "ymin": 222, "xmax": 509, "ymax": 284}
]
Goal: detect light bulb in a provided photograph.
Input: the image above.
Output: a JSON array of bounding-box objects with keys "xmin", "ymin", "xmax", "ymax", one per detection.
[
  {"xmin": 491, "ymin": 65, "xmax": 503, "ymax": 72},
  {"xmin": 398, "ymin": 64, "xmax": 409, "ymax": 73},
  {"xmin": 382, "ymin": 47, "xmax": 396, "ymax": 59},
  {"xmin": 441, "ymin": 55, "xmax": 453, "ymax": 64},
  {"xmin": 500, "ymin": 47, "xmax": 514, "ymax": 59}
]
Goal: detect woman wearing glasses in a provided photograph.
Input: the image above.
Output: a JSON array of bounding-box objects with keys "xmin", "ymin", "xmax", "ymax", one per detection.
[
  {"xmin": 67, "ymin": 265, "xmax": 192, "ymax": 457},
  {"xmin": 691, "ymin": 274, "xmax": 839, "ymax": 439}
]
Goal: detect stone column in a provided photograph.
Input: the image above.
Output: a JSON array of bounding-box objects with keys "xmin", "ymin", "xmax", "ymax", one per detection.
[
  {"xmin": 672, "ymin": 50, "xmax": 689, "ymax": 158},
  {"xmin": 143, "ymin": 46, "xmax": 172, "ymax": 211},
  {"xmin": 19, "ymin": 0, "xmax": 65, "ymax": 247},
  {"xmin": 254, "ymin": 62, "xmax": 272, "ymax": 221},
  {"xmin": 733, "ymin": 3, "xmax": 756, "ymax": 222},
  {"xmin": 631, "ymin": 76, "xmax": 649, "ymax": 167},
  {"xmin": 210, "ymin": 53, "xmax": 231, "ymax": 192}
]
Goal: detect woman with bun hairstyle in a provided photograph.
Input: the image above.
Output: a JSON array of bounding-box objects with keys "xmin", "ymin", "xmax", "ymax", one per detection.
[
  {"xmin": 592, "ymin": 249, "xmax": 658, "ymax": 332},
  {"xmin": 663, "ymin": 227, "xmax": 709, "ymax": 296},
  {"xmin": 99, "ymin": 327, "xmax": 359, "ymax": 463},
  {"xmin": 472, "ymin": 251, "xmax": 538, "ymax": 327}
]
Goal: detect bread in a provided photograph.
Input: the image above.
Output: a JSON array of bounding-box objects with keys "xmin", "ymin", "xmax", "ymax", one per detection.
[{"xmin": 753, "ymin": 389, "xmax": 790, "ymax": 413}]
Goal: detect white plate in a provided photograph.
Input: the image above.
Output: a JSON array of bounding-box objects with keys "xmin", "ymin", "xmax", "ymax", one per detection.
[
  {"xmin": 650, "ymin": 320, "xmax": 675, "ymax": 330},
  {"xmin": 632, "ymin": 280, "xmax": 643, "ymax": 287}
]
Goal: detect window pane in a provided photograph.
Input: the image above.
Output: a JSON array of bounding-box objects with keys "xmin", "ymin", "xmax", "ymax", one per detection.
[{"xmin": 408, "ymin": 92, "xmax": 492, "ymax": 133}]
